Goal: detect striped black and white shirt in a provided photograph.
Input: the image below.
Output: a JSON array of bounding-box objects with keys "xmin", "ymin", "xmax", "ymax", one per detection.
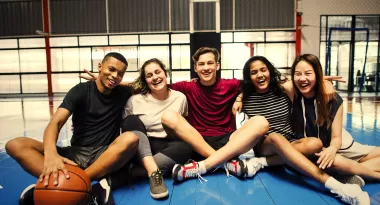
[{"xmin": 242, "ymin": 90, "xmax": 295, "ymax": 140}]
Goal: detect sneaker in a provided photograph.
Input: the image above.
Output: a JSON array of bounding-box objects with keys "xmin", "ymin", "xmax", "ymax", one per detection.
[
  {"xmin": 225, "ymin": 159, "xmax": 248, "ymax": 178},
  {"xmin": 19, "ymin": 184, "xmax": 35, "ymax": 205},
  {"xmin": 236, "ymin": 112, "xmax": 249, "ymax": 129},
  {"xmin": 149, "ymin": 169, "xmax": 169, "ymax": 199},
  {"xmin": 172, "ymin": 160, "xmax": 207, "ymax": 183},
  {"xmin": 92, "ymin": 176, "xmax": 115, "ymax": 205},
  {"xmin": 246, "ymin": 157, "xmax": 265, "ymax": 177},
  {"xmin": 336, "ymin": 175, "xmax": 365, "ymax": 188},
  {"xmin": 331, "ymin": 184, "xmax": 370, "ymax": 205}
]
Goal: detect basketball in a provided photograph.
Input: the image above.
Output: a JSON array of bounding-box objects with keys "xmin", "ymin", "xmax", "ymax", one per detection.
[{"xmin": 34, "ymin": 164, "xmax": 91, "ymax": 205}]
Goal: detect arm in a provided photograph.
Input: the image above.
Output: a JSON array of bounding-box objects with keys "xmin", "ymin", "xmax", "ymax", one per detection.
[
  {"xmin": 315, "ymin": 104, "xmax": 343, "ymax": 169},
  {"xmin": 232, "ymin": 93, "xmax": 243, "ymax": 116},
  {"xmin": 281, "ymin": 80, "xmax": 295, "ymax": 102},
  {"xmin": 40, "ymin": 108, "xmax": 77, "ymax": 186},
  {"xmin": 79, "ymin": 69, "xmax": 131, "ymax": 86}
]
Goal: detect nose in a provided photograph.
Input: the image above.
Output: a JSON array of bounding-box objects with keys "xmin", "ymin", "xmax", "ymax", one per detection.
[
  {"xmin": 257, "ymin": 71, "xmax": 264, "ymax": 77},
  {"xmin": 111, "ymin": 71, "xmax": 117, "ymax": 79}
]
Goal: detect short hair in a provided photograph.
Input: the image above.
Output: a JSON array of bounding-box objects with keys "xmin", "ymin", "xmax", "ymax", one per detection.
[
  {"xmin": 102, "ymin": 52, "xmax": 128, "ymax": 67},
  {"xmin": 192, "ymin": 47, "xmax": 220, "ymax": 64}
]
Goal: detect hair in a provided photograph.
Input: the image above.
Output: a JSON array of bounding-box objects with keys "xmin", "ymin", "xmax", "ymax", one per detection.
[
  {"xmin": 291, "ymin": 54, "xmax": 333, "ymax": 128},
  {"xmin": 131, "ymin": 58, "xmax": 168, "ymax": 95},
  {"xmin": 241, "ymin": 56, "xmax": 286, "ymax": 100},
  {"xmin": 192, "ymin": 47, "xmax": 220, "ymax": 64},
  {"xmin": 102, "ymin": 52, "xmax": 128, "ymax": 68}
]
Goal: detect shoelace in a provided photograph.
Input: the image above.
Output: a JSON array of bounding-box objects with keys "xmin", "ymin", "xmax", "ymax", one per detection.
[
  {"xmin": 213, "ymin": 163, "xmax": 231, "ymax": 177},
  {"xmin": 183, "ymin": 165, "xmax": 208, "ymax": 183},
  {"xmin": 151, "ymin": 170, "xmax": 163, "ymax": 186},
  {"xmin": 331, "ymin": 190, "xmax": 357, "ymax": 204}
]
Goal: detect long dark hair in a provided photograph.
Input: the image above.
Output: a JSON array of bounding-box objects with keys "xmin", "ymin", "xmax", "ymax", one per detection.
[
  {"xmin": 291, "ymin": 54, "xmax": 332, "ymax": 128},
  {"xmin": 241, "ymin": 56, "xmax": 286, "ymax": 100},
  {"xmin": 131, "ymin": 58, "xmax": 168, "ymax": 95}
]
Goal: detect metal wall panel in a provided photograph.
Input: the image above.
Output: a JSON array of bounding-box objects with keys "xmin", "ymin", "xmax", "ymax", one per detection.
[
  {"xmin": 235, "ymin": 0, "xmax": 295, "ymax": 30},
  {"xmin": 0, "ymin": 0, "xmax": 42, "ymax": 37},
  {"xmin": 171, "ymin": 0, "xmax": 189, "ymax": 31},
  {"xmin": 50, "ymin": 0, "xmax": 106, "ymax": 34},
  {"xmin": 220, "ymin": 0, "xmax": 233, "ymax": 30},
  {"xmin": 194, "ymin": 2, "xmax": 215, "ymax": 31},
  {"xmin": 109, "ymin": 0, "xmax": 169, "ymax": 33}
]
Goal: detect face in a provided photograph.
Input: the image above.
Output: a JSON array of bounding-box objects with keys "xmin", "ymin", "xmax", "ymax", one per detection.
[
  {"xmin": 98, "ymin": 57, "xmax": 127, "ymax": 89},
  {"xmin": 194, "ymin": 52, "xmax": 219, "ymax": 85},
  {"xmin": 249, "ymin": 60, "xmax": 270, "ymax": 93},
  {"xmin": 144, "ymin": 62, "xmax": 167, "ymax": 93},
  {"xmin": 293, "ymin": 60, "xmax": 316, "ymax": 97}
]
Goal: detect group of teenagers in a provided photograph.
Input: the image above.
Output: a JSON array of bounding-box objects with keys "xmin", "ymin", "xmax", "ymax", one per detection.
[{"xmin": 6, "ymin": 47, "xmax": 380, "ymax": 205}]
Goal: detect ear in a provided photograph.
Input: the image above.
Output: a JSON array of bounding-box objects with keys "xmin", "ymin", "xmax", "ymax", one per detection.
[
  {"xmin": 194, "ymin": 64, "xmax": 198, "ymax": 73},
  {"xmin": 98, "ymin": 63, "xmax": 102, "ymax": 73},
  {"xmin": 216, "ymin": 62, "xmax": 220, "ymax": 71}
]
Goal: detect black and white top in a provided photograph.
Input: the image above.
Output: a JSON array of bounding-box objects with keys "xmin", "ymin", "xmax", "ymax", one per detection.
[
  {"xmin": 292, "ymin": 93, "xmax": 343, "ymax": 147},
  {"xmin": 242, "ymin": 90, "xmax": 295, "ymax": 140}
]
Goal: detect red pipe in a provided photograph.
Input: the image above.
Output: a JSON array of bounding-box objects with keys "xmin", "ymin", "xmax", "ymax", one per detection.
[
  {"xmin": 42, "ymin": 0, "xmax": 53, "ymax": 97},
  {"xmin": 295, "ymin": 13, "xmax": 302, "ymax": 57}
]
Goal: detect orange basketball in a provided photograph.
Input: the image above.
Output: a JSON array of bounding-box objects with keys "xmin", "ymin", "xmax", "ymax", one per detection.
[{"xmin": 34, "ymin": 164, "xmax": 91, "ymax": 205}]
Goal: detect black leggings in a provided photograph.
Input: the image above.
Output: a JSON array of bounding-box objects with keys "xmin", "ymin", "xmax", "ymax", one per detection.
[{"xmin": 122, "ymin": 115, "xmax": 192, "ymax": 175}]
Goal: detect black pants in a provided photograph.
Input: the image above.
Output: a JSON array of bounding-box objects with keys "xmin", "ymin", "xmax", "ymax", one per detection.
[{"xmin": 122, "ymin": 115, "xmax": 192, "ymax": 175}]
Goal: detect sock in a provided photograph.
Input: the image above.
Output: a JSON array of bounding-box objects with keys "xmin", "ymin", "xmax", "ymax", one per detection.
[
  {"xmin": 325, "ymin": 177, "xmax": 344, "ymax": 190},
  {"xmin": 257, "ymin": 157, "xmax": 268, "ymax": 166},
  {"xmin": 197, "ymin": 161, "xmax": 207, "ymax": 174}
]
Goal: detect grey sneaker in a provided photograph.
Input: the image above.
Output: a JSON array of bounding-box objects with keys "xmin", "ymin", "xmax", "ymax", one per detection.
[
  {"xmin": 149, "ymin": 169, "xmax": 168, "ymax": 199},
  {"xmin": 337, "ymin": 175, "xmax": 365, "ymax": 188}
]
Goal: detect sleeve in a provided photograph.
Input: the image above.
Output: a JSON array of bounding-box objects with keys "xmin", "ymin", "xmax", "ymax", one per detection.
[
  {"xmin": 233, "ymin": 78, "xmax": 242, "ymax": 94},
  {"xmin": 169, "ymin": 81, "xmax": 189, "ymax": 94},
  {"xmin": 180, "ymin": 93, "xmax": 188, "ymax": 117},
  {"xmin": 59, "ymin": 83, "xmax": 84, "ymax": 113},
  {"xmin": 329, "ymin": 93, "xmax": 343, "ymax": 120},
  {"xmin": 120, "ymin": 85, "xmax": 133, "ymax": 101},
  {"xmin": 122, "ymin": 97, "xmax": 134, "ymax": 119}
]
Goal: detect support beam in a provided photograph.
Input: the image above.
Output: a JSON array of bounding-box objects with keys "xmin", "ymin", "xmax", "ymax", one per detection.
[{"xmin": 42, "ymin": 0, "xmax": 53, "ymax": 97}]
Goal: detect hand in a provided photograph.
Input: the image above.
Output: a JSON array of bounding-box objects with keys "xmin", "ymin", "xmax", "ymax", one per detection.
[
  {"xmin": 39, "ymin": 153, "xmax": 78, "ymax": 186},
  {"xmin": 232, "ymin": 101, "xmax": 242, "ymax": 116},
  {"xmin": 189, "ymin": 78, "xmax": 198, "ymax": 82},
  {"xmin": 79, "ymin": 69, "xmax": 97, "ymax": 81},
  {"xmin": 315, "ymin": 146, "xmax": 337, "ymax": 169},
  {"xmin": 323, "ymin": 75, "xmax": 346, "ymax": 83}
]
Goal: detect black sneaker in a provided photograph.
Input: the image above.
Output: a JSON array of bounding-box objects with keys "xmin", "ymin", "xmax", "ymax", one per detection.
[
  {"xmin": 149, "ymin": 169, "xmax": 168, "ymax": 199},
  {"xmin": 92, "ymin": 176, "xmax": 115, "ymax": 205},
  {"xmin": 19, "ymin": 184, "xmax": 35, "ymax": 205}
]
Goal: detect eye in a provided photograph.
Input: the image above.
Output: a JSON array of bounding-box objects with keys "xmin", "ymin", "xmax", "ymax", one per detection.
[{"xmin": 250, "ymin": 70, "xmax": 257, "ymax": 75}]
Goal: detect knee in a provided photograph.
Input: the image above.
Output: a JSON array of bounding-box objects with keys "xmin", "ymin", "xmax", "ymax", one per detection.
[
  {"xmin": 304, "ymin": 138, "xmax": 323, "ymax": 154},
  {"xmin": 117, "ymin": 132, "xmax": 139, "ymax": 151},
  {"xmin": 5, "ymin": 137, "xmax": 26, "ymax": 156},
  {"xmin": 266, "ymin": 133, "xmax": 286, "ymax": 145},
  {"xmin": 246, "ymin": 115, "xmax": 269, "ymax": 135},
  {"xmin": 121, "ymin": 115, "xmax": 146, "ymax": 133},
  {"xmin": 161, "ymin": 110, "xmax": 181, "ymax": 129}
]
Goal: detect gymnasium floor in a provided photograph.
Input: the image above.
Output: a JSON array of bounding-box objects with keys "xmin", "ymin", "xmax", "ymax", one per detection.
[{"xmin": 0, "ymin": 94, "xmax": 380, "ymax": 205}]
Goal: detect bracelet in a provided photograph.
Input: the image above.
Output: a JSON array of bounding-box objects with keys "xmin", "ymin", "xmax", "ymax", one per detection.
[
  {"xmin": 237, "ymin": 96, "xmax": 243, "ymax": 99},
  {"xmin": 235, "ymin": 100, "xmax": 242, "ymax": 102}
]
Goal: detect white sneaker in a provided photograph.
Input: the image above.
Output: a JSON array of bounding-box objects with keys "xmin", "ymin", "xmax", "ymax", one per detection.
[
  {"xmin": 238, "ymin": 149, "xmax": 255, "ymax": 160},
  {"xmin": 245, "ymin": 157, "xmax": 265, "ymax": 177},
  {"xmin": 236, "ymin": 112, "xmax": 249, "ymax": 129},
  {"xmin": 331, "ymin": 184, "xmax": 370, "ymax": 205}
]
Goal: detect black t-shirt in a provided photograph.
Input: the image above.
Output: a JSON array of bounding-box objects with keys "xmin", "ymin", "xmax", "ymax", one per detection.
[
  {"xmin": 292, "ymin": 93, "xmax": 343, "ymax": 147},
  {"xmin": 59, "ymin": 81, "xmax": 132, "ymax": 147}
]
